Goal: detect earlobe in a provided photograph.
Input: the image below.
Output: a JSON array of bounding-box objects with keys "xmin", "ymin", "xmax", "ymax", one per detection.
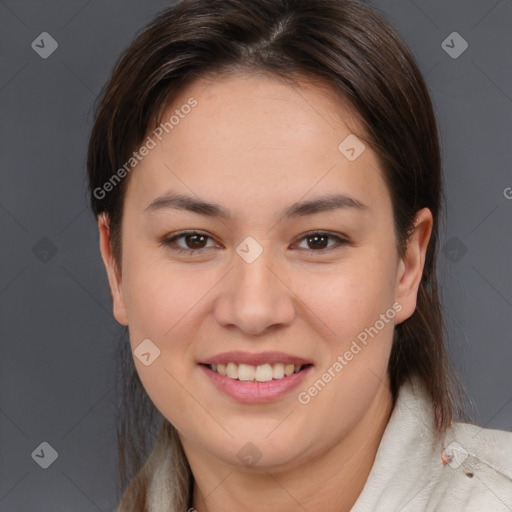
[
  {"xmin": 394, "ymin": 208, "xmax": 433, "ymax": 324},
  {"xmin": 97, "ymin": 214, "xmax": 129, "ymax": 326}
]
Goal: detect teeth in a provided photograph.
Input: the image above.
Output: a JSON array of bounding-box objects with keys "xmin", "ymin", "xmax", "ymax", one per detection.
[
  {"xmin": 255, "ymin": 364, "xmax": 273, "ymax": 382},
  {"xmin": 273, "ymin": 363, "xmax": 284, "ymax": 379},
  {"xmin": 226, "ymin": 362, "xmax": 238, "ymax": 379},
  {"xmin": 209, "ymin": 362, "xmax": 305, "ymax": 381},
  {"xmin": 238, "ymin": 363, "xmax": 256, "ymax": 381}
]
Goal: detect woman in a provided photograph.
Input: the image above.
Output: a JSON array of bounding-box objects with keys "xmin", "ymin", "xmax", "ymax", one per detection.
[{"xmin": 86, "ymin": 0, "xmax": 512, "ymax": 510}]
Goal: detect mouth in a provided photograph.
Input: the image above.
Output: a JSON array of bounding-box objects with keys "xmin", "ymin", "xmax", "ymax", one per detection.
[
  {"xmin": 198, "ymin": 351, "xmax": 315, "ymax": 403},
  {"xmin": 200, "ymin": 362, "xmax": 313, "ymax": 383},
  {"xmin": 198, "ymin": 360, "xmax": 314, "ymax": 404}
]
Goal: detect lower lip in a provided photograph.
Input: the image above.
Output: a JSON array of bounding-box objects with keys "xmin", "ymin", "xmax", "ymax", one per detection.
[{"xmin": 199, "ymin": 364, "xmax": 314, "ymax": 404}]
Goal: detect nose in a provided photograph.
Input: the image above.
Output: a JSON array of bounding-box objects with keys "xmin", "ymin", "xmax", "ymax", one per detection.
[{"xmin": 213, "ymin": 244, "xmax": 296, "ymax": 336}]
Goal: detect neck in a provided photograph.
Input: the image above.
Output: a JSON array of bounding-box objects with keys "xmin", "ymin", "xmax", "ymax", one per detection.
[{"xmin": 186, "ymin": 380, "xmax": 393, "ymax": 512}]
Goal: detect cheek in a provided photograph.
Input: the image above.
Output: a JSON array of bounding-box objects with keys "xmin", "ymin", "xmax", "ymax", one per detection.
[
  {"xmin": 120, "ymin": 255, "xmax": 209, "ymax": 428},
  {"xmin": 297, "ymin": 254, "xmax": 397, "ymax": 337},
  {"xmin": 121, "ymin": 248, "xmax": 210, "ymax": 335}
]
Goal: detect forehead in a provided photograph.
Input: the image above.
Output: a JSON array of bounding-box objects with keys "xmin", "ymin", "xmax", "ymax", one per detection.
[
  {"xmin": 164, "ymin": 71, "xmax": 363, "ymax": 151},
  {"xmin": 125, "ymin": 72, "xmax": 389, "ymax": 218}
]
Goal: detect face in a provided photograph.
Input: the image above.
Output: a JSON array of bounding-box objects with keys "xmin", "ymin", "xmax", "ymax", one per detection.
[{"xmin": 99, "ymin": 72, "xmax": 431, "ymax": 472}]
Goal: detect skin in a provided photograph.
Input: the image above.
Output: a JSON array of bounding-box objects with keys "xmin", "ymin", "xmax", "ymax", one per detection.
[{"xmin": 98, "ymin": 72, "xmax": 432, "ymax": 512}]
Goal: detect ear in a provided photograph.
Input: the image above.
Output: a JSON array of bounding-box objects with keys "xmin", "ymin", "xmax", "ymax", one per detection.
[
  {"xmin": 394, "ymin": 208, "xmax": 433, "ymax": 324},
  {"xmin": 97, "ymin": 214, "xmax": 128, "ymax": 326}
]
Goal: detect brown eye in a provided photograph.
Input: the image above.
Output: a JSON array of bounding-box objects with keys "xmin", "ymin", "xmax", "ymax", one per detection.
[
  {"xmin": 306, "ymin": 234, "xmax": 329, "ymax": 249},
  {"xmin": 162, "ymin": 231, "xmax": 218, "ymax": 254},
  {"xmin": 184, "ymin": 233, "xmax": 208, "ymax": 249},
  {"xmin": 296, "ymin": 231, "xmax": 348, "ymax": 252}
]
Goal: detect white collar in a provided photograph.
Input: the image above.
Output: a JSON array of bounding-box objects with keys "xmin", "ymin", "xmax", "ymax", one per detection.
[
  {"xmin": 351, "ymin": 376, "xmax": 512, "ymax": 511},
  {"xmin": 143, "ymin": 376, "xmax": 512, "ymax": 511}
]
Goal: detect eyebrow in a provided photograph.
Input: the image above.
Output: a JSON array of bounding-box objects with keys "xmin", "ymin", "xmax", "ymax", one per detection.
[{"xmin": 144, "ymin": 191, "xmax": 367, "ymax": 219}]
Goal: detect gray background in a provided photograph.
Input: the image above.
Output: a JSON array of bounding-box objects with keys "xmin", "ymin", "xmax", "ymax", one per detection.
[{"xmin": 0, "ymin": 0, "xmax": 511, "ymax": 510}]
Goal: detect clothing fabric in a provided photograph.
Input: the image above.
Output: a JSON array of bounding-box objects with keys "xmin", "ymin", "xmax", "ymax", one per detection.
[
  {"xmin": 350, "ymin": 377, "xmax": 512, "ymax": 511},
  {"xmin": 144, "ymin": 377, "xmax": 512, "ymax": 511}
]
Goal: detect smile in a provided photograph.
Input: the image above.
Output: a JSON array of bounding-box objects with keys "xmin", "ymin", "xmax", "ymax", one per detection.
[
  {"xmin": 208, "ymin": 362, "xmax": 307, "ymax": 382},
  {"xmin": 199, "ymin": 362, "xmax": 314, "ymax": 404}
]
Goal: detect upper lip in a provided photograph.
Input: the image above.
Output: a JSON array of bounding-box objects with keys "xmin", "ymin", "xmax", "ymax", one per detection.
[{"xmin": 200, "ymin": 351, "xmax": 313, "ymax": 367}]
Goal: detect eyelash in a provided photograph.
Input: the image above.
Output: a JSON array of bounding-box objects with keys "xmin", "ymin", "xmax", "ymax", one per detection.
[{"xmin": 160, "ymin": 230, "xmax": 350, "ymax": 256}]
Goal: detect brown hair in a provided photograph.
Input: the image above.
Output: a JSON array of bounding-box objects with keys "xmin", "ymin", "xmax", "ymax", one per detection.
[{"xmin": 87, "ymin": 0, "xmax": 467, "ymax": 509}]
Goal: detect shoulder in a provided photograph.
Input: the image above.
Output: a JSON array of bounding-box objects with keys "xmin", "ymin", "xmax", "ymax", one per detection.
[
  {"xmin": 430, "ymin": 419, "xmax": 512, "ymax": 509},
  {"xmin": 351, "ymin": 376, "xmax": 512, "ymax": 512},
  {"xmin": 403, "ymin": 376, "xmax": 512, "ymax": 510},
  {"xmin": 444, "ymin": 419, "xmax": 512, "ymax": 476}
]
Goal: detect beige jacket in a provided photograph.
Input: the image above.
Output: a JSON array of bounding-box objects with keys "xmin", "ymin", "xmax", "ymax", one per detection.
[{"xmin": 135, "ymin": 377, "xmax": 512, "ymax": 511}]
